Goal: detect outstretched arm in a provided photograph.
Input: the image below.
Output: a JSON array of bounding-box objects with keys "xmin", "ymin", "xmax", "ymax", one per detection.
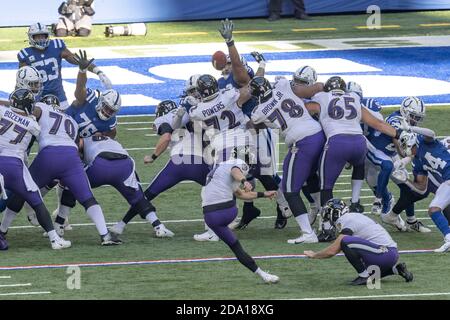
[
  {"xmin": 361, "ymin": 107, "xmax": 400, "ymax": 139},
  {"xmin": 304, "ymin": 234, "xmax": 344, "ymax": 259}
]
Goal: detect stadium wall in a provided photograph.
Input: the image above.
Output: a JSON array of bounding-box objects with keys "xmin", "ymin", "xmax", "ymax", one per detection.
[{"xmin": 2, "ymin": 0, "xmax": 450, "ymax": 27}]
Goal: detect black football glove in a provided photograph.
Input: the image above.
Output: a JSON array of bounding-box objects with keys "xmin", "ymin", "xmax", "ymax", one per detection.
[
  {"xmin": 218, "ymin": 18, "xmax": 234, "ymax": 44},
  {"xmin": 250, "ymin": 51, "xmax": 266, "ymax": 63},
  {"xmin": 73, "ymin": 50, "xmax": 94, "ymax": 72}
]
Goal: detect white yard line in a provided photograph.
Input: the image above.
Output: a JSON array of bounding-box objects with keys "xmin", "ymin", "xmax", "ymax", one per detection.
[
  {"xmin": 297, "ymin": 292, "xmax": 450, "ymax": 300},
  {"xmin": 126, "ymin": 128, "xmax": 152, "ymax": 131},
  {"xmin": 0, "ymin": 291, "xmax": 51, "ymax": 297},
  {"xmin": 0, "ymin": 276, "xmax": 11, "ymax": 279},
  {"xmin": 0, "ymin": 283, "xmax": 32, "ymax": 288},
  {"xmin": 118, "ymin": 121, "xmax": 153, "ymax": 125}
]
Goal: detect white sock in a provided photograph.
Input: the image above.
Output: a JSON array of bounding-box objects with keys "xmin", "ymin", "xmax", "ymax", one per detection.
[
  {"xmin": 0, "ymin": 209, "xmax": 18, "ymax": 233},
  {"xmin": 57, "ymin": 205, "xmax": 71, "ymax": 220},
  {"xmin": 145, "ymin": 211, "xmax": 158, "ymax": 224},
  {"xmin": 351, "ymin": 179, "xmax": 363, "ymax": 203},
  {"xmin": 445, "ymin": 234, "xmax": 450, "ymax": 242},
  {"xmin": 406, "ymin": 216, "xmax": 416, "ymax": 223},
  {"xmin": 115, "ymin": 221, "xmax": 126, "ymax": 233},
  {"xmin": 295, "ymin": 214, "xmax": 314, "ymax": 235},
  {"xmin": 47, "ymin": 230, "xmax": 59, "ymax": 242},
  {"xmin": 86, "ymin": 205, "xmax": 108, "ymax": 236},
  {"xmin": 311, "ymin": 192, "xmax": 320, "ymax": 206},
  {"xmin": 254, "ymin": 267, "xmax": 264, "ymax": 276},
  {"xmin": 359, "ymin": 270, "xmax": 370, "ymax": 278}
]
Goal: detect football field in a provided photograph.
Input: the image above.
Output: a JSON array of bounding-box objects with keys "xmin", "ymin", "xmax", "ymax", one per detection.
[{"xmin": 0, "ymin": 10, "xmax": 450, "ymax": 300}]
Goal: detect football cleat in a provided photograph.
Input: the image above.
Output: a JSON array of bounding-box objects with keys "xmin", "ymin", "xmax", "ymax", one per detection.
[
  {"xmin": 407, "ymin": 220, "xmax": 431, "ymax": 233},
  {"xmin": 395, "ymin": 262, "xmax": 414, "ymax": 282},
  {"xmin": 349, "ymin": 201, "xmax": 364, "ymax": 213},
  {"xmin": 154, "ymin": 224, "xmax": 174, "ymax": 238},
  {"xmin": 382, "ymin": 193, "xmax": 394, "ymax": 215},
  {"xmin": 101, "ymin": 232, "xmax": 123, "ymax": 246},
  {"xmin": 287, "ymin": 233, "xmax": 318, "ymax": 244},
  {"xmin": 228, "ymin": 217, "xmax": 240, "ymax": 230},
  {"xmin": 350, "ymin": 276, "xmax": 370, "ymax": 286},
  {"xmin": 26, "ymin": 211, "xmax": 40, "ymax": 226},
  {"xmin": 51, "ymin": 237, "xmax": 71, "ymax": 250},
  {"xmin": 235, "ymin": 206, "xmax": 261, "ymax": 230},
  {"xmin": 434, "ymin": 240, "xmax": 450, "ymax": 253},
  {"xmin": 193, "ymin": 230, "xmax": 219, "ymax": 242},
  {"xmin": 372, "ymin": 198, "xmax": 382, "ymax": 216},
  {"xmin": 0, "ymin": 232, "xmax": 8, "ymax": 251},
  {"xmin": 274, "ymin": 217, "xmax": 287, "ymax": 229},
  {"xmin": 381, "ymin": 212, "xmax": 407, "ymax": 232},
  {"xmin": 259, "ymin": 270, "xmax": 280, "ymax": 284}
]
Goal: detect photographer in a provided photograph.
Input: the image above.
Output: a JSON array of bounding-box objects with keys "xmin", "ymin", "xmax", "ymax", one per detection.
[{"xmin": 55, "ymin": 0, "xmax": 95, "ymax": 37}]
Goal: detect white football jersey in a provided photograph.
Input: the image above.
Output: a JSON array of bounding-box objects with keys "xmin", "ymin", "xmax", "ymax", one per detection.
[
  {"xmin": 36, "ymin": 102, "xmax": 79, "ymax": 151},
  {"xmin": 336, "ymin": 212, "xmax": 397, "ymax": 248},
  {"xmin": 201, "ymin": 159, "xmax": 249, "ymax": 207},
  {"xmin": 83, "ymin": 135, "xmax": 129, "ymax": 166},
  {"xmin": 251, "ymin": 78, "xmax": 322, "ymax": 146},
  {"xmin": 190, "ymin": 87, "xmax": 251, "ymax": 153},
  {"xmin": 312, "ymin": 91, "xmax": 363, "ymax": 138},
  {"xmin": 0, "ymin": 105, "xmax": 40, "ymax": 159}
]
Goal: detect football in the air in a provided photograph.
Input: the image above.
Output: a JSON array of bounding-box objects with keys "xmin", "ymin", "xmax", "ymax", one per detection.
[{"xmin": 212, "ymin": 50, "xmax": 227, "ymax": 70}]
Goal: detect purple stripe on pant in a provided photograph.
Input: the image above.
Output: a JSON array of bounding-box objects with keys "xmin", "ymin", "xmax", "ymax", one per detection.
[
  {"xmin": 282, "ymin": 131, "xmax": 325, "ymax": 193},
  {"xmin": 320, "ymin": 134, "xmax": 367, "ymax": 190},
  {"xmin": 341, "ymin": 235, "xmax": 399, "ymax": 276},
  {"xmin": 0, "ymin": 156, "xmax": 42, "ymax": 207},
  {"xmin": 86, "ymin": 157, "xmax": 143, "ymax": 206},
  {"xmin": 29, "ymin": 146, "xmax": 93, "ymax": 204},
  {"xmin": 204, "ymin": 206, "xmax": 239, "ymax": 247},
  {"xmin": 145, "ymin": 155, "xmax": 210, "ymax": 199}
]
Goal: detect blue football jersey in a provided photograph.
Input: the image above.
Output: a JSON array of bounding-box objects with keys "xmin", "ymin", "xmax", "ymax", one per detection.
[
  {"xmin": 367, "ymin": 110, "xmax": 402, "ymax": 157},
  {"xmin": 17, "ymin": 39, "xmax": 67, "ymax": 102},
  {"xmin": 65, "ymin": 88, "xmax": 117, "ymax": 138},
  {"xmin": 218, "ymin": 65, "xmax": 257, "ymax": 117},
  {"xmin": 413, "ymin": 135, "xmax": 450, "ymax": 182},
  {"xmin": 361, "ymin": 98, "xmax": 382, "ymax": 137}
]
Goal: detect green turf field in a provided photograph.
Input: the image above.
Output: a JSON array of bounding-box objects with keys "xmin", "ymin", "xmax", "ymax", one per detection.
[
  {"xmin": 1, "ymin": 10, "xmax": 450, "ymax": 50},
  {"xmin": 0, "ymin": 106, "xmax": 449, "ymax": 300}
]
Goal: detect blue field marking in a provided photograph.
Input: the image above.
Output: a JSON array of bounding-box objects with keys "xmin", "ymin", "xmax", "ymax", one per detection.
[
  {"xmin": 1, "ymin": 46, "xmax": 450, "ymax": 115},
  {"xmin": 0, "ymin": 249, "xmax": 435, "ymax": 271}
]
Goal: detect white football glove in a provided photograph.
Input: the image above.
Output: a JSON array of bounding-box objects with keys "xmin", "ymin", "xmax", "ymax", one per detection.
[
  {"xmin": 391, "ymin": 169, "xmax": 408, "ymax": 184},
  {"xmin": 398, "ymin": 118, "xmax": 411, "ymax": 132},
  {"xmin": 98, "ymin": 71, "xmax": 112, "ymax": 89},
  {"xmin": 274, "ymin": 75, "xmax": 286, "ymax": 82},
  {"xmin": 176, "ymin": 107, "xmax": 186, "ymax": 118}
]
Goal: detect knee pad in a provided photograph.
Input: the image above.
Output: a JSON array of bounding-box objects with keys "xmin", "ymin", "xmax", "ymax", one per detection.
[
  {"xmin": 77, "ymin": 28, "xmax": 91, "ymax": 37},
  {"xmin": 351, "ymin": 164, "xmax": 365, "ymax": 180},
  {"xmin": 284, "ymin": 192, "xmax": 307, "ymax": 217},
  {"xmin": 56, "ymin": 29, "xmax": 68, "ymax": 37},
  {"xmin": 81, "ymin": 197, "xmax": 98, "ymax": 210},
  {"xmin": 132, "ymin": 198, "xmax": 156, "ymax": 219},
  {"xmin": 6, "ymin": 194, "xmax": 26, "ymax": 213},
  {"xmin": 61, "ymin": 189, "xmax": 76, "ymax": 208}
]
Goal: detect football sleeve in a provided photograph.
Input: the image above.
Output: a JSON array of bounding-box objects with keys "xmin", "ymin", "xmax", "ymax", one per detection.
[{"xmin": 108, "ymin": 117, "xmax": 117, "ymax": 130}]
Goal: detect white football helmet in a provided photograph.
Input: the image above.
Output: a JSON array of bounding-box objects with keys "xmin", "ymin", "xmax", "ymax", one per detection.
[
  {"xmin": 16, "ymin": 66, "xmax": 43, "ymax": 97},
  {"xmin": 28, "ymin": 23, "xmax": 50, "ymax": 50},
  {"xmin": 400, "ymin": 96, "xmax": 426, "ymax": 126},
  {"xmin": 346, "ymin": 81, "xmax": 363, "ymax": 98},
  {"xmin": 292, "ymin": 66, "xmax": 317, "ymax": 86},
  {"xmin": 398, "ymin": 131, "xmax": 418, "ymax": 157},
  {"xmin": 96, "ymin": 89, "xmax": 121, "ymax": 121},
  {"xmin": 185, "ymin": 74, "xmax": 201, "ymax": 100}
]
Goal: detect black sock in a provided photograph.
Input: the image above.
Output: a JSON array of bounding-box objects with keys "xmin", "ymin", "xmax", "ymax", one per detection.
[
  {"xmin": 229, "ymin": 241, "xmax": 258, "ymax": 272},
  {"xmin": 320, "ymin": 189, "xmax": 333, "ymax": 206},
  {"xmin": 55, "ymin": 215, "xmax": 65, "ymax": 225},
  {"xmin": 32, "ymin": 203, "xmax": 54, "ymax": 233}
]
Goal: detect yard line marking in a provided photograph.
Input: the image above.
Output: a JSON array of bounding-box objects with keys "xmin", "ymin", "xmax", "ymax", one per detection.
[
  {"xmin": 0, "ymin": 276, "xmax": 11, "ymax": 279},
  {"xmin": 334, "ymin": 189, "xmax": 372, "ymax": 193},
  {"xmin": 0, "ymin": 283, "xmax": 32, "ymax": 288},
  {"xmin": 125, "ymin": 147, "xmax": 154, "ymax": 151},
  {"xmin": 297, "ymin": 292, "xmax": 450, "ymax": 300},
  {"xmin": 0, "ymin": 249, "xmax": 436, "ymax": 271},
  {"xmin": 144, "ymin": 134, "xmax": 157, "ymax": 137},
  {"xmin": 291, "ymin": 28, "xmax": 337, "ymax": 32},
  {"xmin": 420, "ymin": 23, "xmax": 450, "ymax": 27},
  {"xmin": 355, "ymin": 25, "xmax": 401, "ymax": 29},
  {"xmin": 0, "ymin": 291, "xmax": 51, "ymax": 296}
]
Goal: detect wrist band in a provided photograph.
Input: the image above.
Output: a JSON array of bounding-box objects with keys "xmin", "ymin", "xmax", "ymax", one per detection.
[
  {"xmin": 151, "ymin": 154, "xmax": 158, "ymax": 160},
  {"xmin": 257, "ymin": 192, "xmax": 265, "ymax": 198},
  {"xmin": 226, "ymin": 40, "xmax": 235, "ymax": 47},
  {"xmin": 395, "ymin": 129, "xmax": 403, "ymax": 139},
  {"xmin": 92, "ymin": 66, "xmax": 100, "ymax": 75}
]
